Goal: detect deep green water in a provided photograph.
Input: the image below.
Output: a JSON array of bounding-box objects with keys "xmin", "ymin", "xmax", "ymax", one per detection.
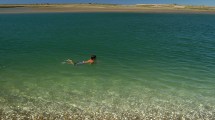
[{"xmin": 0, "ymin": 13, "xmax": 215, "ymax": 118}]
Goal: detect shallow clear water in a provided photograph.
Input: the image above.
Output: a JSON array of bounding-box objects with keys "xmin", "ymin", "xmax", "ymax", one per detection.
[{"xmin": 0, "ymin": 13, "xmax": 215, "ymax": 118}]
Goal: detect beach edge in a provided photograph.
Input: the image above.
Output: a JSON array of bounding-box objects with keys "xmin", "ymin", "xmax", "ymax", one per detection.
[{"xmin": 1, "ymin": 4, "xmax": 215, "ymax": 14}]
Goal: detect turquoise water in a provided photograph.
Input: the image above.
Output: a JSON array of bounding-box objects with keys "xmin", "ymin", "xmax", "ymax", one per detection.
[{"xmin": 0, "ymin": 13, "xmax": 215, "ymax": 119}]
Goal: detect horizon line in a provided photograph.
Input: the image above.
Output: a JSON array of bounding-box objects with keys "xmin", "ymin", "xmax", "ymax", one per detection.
[{"xmin": 0, "ymin": 3, "xmax": 214, "ymax": 7}]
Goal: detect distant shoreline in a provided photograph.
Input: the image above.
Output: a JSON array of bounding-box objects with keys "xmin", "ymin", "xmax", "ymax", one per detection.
[{"xmin": 1, "ymin": 4, "xmax": 215, "ymax": 14}]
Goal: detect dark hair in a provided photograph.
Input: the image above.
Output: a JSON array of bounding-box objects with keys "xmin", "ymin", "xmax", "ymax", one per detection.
[{"xmin": 91, "ymin": 55, "xmax": 96, "ymax": 60}]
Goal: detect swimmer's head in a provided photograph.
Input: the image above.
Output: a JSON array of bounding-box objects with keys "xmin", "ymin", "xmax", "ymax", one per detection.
[{"xmin": 91, "ymin": 55, "xmax": 96, "ymax": 60}]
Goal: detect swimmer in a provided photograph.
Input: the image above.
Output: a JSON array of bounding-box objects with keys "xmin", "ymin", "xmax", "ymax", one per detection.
[{"xmin": 66, "ymin": 55, "xmax": 96, "ymax": 65}]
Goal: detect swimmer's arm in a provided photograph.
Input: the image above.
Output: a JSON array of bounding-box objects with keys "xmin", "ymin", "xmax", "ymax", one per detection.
[{"xmin": 83, "ymin": 60, "xmax": 93, "ymax": 64}]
